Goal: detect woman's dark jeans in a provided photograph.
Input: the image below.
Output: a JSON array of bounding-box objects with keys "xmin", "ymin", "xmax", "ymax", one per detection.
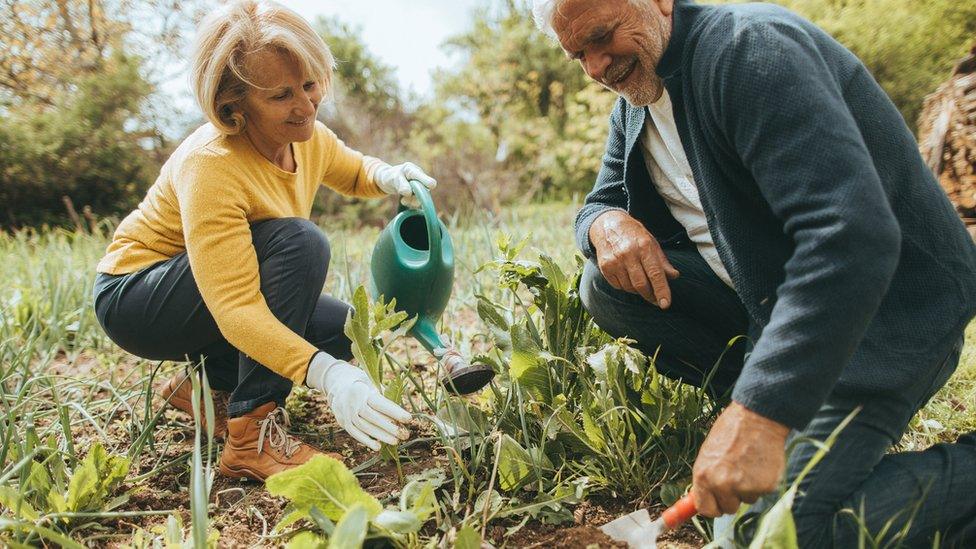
[{"xmin": 93, "ymin": 217, "xmax": 353, "ymax": 417}]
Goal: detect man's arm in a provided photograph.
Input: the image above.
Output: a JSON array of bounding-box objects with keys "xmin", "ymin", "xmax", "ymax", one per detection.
[
  {"xmin": 577, "ymin": 98, "xmax": 680, "ymax": 306},
  {"xmin": 574, "ymin": 97, "xmax": 631, "ymax": 258},
  {"xmin": 710, "ymin": 21, "xmax": 901, "ymax": 430}
]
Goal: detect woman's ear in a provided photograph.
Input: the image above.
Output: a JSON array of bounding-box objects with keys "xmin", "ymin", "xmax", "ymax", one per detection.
[{"xmin": 221, "ymin": 103, "xmax": 247, "ymax": 134}]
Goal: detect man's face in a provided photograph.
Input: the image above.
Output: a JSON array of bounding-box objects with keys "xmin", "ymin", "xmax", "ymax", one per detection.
[{"xmin": 552, "ymin": 0, "xmax": 673, "ymax": 106}]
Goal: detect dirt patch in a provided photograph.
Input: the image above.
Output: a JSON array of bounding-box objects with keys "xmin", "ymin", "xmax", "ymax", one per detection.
[
  {"xmin": 40, "ymin": 349, "xmax": 705, "ymax": 548},
  {"xmin": 511, "ymin": 525, "xmax": 629, "ymax": 548},
  {"xmin": 501, "ymin": 495, "xmax": 702, "ymax": 548}
]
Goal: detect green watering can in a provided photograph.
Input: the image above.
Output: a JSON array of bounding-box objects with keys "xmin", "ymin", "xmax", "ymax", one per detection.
[{"xmin": 369, "ymin": 180, "xmax": 494, "ymax": 395}]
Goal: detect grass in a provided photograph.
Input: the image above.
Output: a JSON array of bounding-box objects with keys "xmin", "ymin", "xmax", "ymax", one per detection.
[{"xmin": 0, "ymin": 201, "xmax": 973, "ymax": 547}]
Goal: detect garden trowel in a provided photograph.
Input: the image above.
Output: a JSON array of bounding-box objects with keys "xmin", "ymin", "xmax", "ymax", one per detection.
[{"xmin": 600, "ymin": 493, "xmax": 697, "ymax": 549}]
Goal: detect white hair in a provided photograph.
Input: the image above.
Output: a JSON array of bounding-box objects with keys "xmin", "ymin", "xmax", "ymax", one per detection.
[
  {"xmin": 532, "ymin": 0, "xmax": 646, "ymax": 41},
  {"xmin": 531, "ymin": 0, "xmax": 562, "ymax": 41}
]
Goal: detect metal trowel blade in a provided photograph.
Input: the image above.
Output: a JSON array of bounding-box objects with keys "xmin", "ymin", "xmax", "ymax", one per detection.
[{"xmin": 600, "ymin": 508, "xmax": 663, "ymax": 549}]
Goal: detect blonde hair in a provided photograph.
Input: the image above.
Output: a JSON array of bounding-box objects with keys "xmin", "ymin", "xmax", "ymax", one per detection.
[{"xmin": 191, "ymin": 0, "xmax": 335, "ymax": 134}]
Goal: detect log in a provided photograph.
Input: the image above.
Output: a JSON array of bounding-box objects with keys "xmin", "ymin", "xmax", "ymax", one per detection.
[{"xmin": 918, "ymin": 43, "xmax": 976, "ymax": 237}]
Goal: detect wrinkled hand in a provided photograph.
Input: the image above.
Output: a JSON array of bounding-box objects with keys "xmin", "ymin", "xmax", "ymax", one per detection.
[
  {"xmin": 305, "ymin": 352, "xmax": 411, "ymax": 451},
  {"xmin": 589, "ymin": 210, "xmax": 680, "ymax": 308},
  {"xmin": 374, "ymin": 161, "xmax": 437, "ymax": 208},
  {"xmin": 692, "ymin": 402, "xmax": 790, "ymax": 517}
]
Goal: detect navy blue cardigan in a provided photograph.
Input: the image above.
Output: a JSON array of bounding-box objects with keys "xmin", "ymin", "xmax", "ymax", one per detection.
[{"xmin": 575, "ymin": 1, "xmax": 976, "ymax": 429}]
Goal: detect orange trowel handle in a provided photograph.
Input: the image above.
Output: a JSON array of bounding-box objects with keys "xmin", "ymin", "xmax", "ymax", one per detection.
[{"xmin": 661, "ymin": 493, "xmax": 697, "ymax": 530}]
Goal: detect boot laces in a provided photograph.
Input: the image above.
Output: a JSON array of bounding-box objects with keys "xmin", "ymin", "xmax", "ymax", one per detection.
[{"xmin": 257, "ymin": 407, "xmax": 301, "ymax": 458}]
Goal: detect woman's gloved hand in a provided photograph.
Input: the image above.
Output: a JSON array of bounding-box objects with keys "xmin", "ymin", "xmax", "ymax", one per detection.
[
  {"xmin": 373, "ymin": 162, "xmax": 437, "ymax": 208},
  {"xmin": 306, "ymin": 351, "xmax": 411, "ymax": 451}
]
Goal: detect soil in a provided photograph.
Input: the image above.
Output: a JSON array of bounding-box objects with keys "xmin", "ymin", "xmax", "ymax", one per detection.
[{"xmin": 41, "ymin": 351, "xmax": 705, "ymax": 548}]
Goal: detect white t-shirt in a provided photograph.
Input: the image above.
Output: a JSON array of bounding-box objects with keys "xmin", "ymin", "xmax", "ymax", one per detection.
[{"xmin": 639, "ymin": 89, "xmax": 734, "ymax": 288}]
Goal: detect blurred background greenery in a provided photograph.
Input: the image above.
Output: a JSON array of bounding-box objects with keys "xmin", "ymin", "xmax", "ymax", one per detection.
[{"xmin": 1, "ymin": 0, "xmax": 974, "ymax": 229}]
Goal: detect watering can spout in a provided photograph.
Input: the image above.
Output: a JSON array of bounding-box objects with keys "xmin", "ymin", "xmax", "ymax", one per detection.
[{"xmin": 369, "ymin": 180, "xmax": 494, "ymax": 395}]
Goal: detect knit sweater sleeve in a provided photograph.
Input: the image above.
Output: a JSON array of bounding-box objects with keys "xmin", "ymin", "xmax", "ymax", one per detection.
[
  {"xmin": 707, "ymin": 21, "xmax": 901, "ymax": 429},
  {"xmin": 316, "ymin": 122, "xmax": 385, "ymax": 198},
  {"xmin": 175, "ymin": 154, "xmax": 319, "ymax": 384},
  {"xmin": 575, "ymin": 97, "xmax": 630, "ymax": 258}
]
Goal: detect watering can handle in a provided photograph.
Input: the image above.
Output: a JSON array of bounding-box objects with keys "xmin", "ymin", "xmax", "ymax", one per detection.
[{"xmin": 397, "ymin": 180, "xmax": 441, "ymax": 267}]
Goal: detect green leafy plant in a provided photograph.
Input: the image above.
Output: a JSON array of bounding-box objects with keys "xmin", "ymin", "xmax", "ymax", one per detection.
[
  {"xmin": 470, "ymin": 235, "xmax": 717, "ymax": 500},
  {"xmin": 0, "ymin": 440, "xmax": 130, "ymax": 544},
  {"xmin": 266, "ymin": 455, "xmax": 443, "ymax": 548}
]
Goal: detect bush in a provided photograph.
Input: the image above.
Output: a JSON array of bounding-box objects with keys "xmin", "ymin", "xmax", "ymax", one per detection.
[{"xmin": 0, "ymin": 54, "xmax": 157, "ymax": 229}]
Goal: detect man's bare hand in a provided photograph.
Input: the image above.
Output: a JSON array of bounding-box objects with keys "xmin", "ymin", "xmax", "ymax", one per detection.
[
  {"xmin": 589, "ymin": 210, "xmax": 680, "ymax": 308},
  {"xmin": 692, "ymin": 402, "xmax": 790, "ymax": 517}
]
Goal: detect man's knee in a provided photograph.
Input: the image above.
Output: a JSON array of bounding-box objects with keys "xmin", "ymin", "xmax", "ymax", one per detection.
[{"xmin": 580, "ymin": 259, "xmax": 643, "ymax": 325}]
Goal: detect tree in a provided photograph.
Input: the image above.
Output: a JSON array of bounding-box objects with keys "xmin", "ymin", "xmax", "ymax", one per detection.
[
  {"xmin": 0, "ymin": 54, "xmax": 155, "ymax": 227},
  {"xmin": 311, "ymin": 16, "xmax": 416, "ymax": 224},
  {"xmin": 431, "ymin": 0, "xmax": 615, "ymax": 198},
  {"xmin": 0, "ymin": 0, "xmax": 202, "ymax": 228}
]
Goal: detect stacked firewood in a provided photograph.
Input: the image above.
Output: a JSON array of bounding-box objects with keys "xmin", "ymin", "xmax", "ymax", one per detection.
[{"xmin": 918, "ymin": 44, "xmax": 976, "ymax": 241}]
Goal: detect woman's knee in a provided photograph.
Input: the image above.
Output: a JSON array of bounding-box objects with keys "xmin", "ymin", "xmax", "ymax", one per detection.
[{"xmin": 251, "ymin": 217, "xmax": 331, "ymax": 270}]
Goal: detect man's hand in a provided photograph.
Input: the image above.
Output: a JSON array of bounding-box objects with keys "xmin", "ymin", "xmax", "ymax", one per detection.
[
  {"xmin": 692, "ymin": 402, "xmax": 790, "ymax": 517},
  {"xmin": 589, "ymin": 210, "xmax": 680, "ymax": 308}
]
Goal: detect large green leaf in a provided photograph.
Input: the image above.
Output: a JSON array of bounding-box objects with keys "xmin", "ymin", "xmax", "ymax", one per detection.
[
  {"xmin": 749, "ymin": 486, "xmax": 799, "ymax": 549},
  {"xmin": 344, "ymin": 287, "xmax": 380, "ymax": 384},
  {"xmin": 328, "ymin": 503, "xmax": 369, "ymax": 549},
  {"xmin": 266, "ymin": 455, "xmax": 382, "ymax": 522},
  {"xmin": 476, "ymin": 296, "xmax": 512, "ymax": 350},
  {"xmin": 497, "ymin": 435, "xmax": 534, "ymax": 491},
  {"xmin": 581, "ymin": 406, "xmax": 606, "ymax": 452},
  {"xmin": 454, "ymin": 526, "xmax": 483, "ymax": 549},
  {"xmin": 286, "ymin": 531, "xmax": 328, "ymax": 549},
  {"xmin": 65, "ymin": 442, "xmax": 130, "ymax": 513},
  {"xmin": 373, "ymin": 509, "xmax": 422, "ymax": 534},
  {"xmin": 509, "ymin": 323, "xmax": 551, "ymax": 403},
  {"xmin": 0, "ymin": 487, "xmax": 37, "ymax": 521}
]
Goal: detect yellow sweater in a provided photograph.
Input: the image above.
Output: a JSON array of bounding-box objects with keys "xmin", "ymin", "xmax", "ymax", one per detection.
[{"xmin": 97, "ymin": 121, "xmax": 385, "ymax": 383}]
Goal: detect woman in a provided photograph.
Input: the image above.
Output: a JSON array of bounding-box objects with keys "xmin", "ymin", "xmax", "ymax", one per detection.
[{"xmin": 93, "ymin": 0, "xmax": 431, "ymax": 482}]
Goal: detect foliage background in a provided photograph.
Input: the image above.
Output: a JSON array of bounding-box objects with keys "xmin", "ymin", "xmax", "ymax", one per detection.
[{"xmin": 1, "ymin": 0, "xmax": 973, "ymax": 228}]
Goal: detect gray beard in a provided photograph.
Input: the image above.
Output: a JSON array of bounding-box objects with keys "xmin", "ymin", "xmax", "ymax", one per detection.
[
  {"xmin": 619, "ymin": 12, "xmax": 671, "ymax": 106},
  {"xmin": 621, "ymin": 75, "xmax": 665, "ymax": 106}
]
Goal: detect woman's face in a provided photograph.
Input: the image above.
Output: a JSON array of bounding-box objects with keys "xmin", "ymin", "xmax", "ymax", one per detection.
[{"xmin": 239, "ymin": 48, "xmax": 322, "ymax": 147}]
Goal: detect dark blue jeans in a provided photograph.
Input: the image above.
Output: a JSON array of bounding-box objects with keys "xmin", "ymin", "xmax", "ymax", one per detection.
[
  {"xmin": 579, "ymin": 240, "xmax": 976, "ymax": 547},
  {"xmin": 93, "ymin": 218, "xmax": 353, "ymax": 416}
]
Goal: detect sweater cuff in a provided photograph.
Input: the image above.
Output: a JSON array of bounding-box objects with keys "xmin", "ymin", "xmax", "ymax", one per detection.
[
  {"xmin": 575, "ymin": 206, "xmax": 627, "ymax": 258},
  {"xmin": 730, "ymin": 380, "xmax": 822, "ymax": 432},
  {"xmin": 362, "ymin": 156, "xmax": 388, "ymax": 197}
]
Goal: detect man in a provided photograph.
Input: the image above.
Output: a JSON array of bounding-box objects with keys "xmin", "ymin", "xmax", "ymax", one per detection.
[{"xmin": 532, "ymin": 0, "xmax": 976, "ymax": 545}]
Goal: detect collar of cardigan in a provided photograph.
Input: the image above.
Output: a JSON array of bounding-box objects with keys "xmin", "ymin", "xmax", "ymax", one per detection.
[{"xmin": 656, "ymin": 0, "xmax": 704, "ymax": 80}]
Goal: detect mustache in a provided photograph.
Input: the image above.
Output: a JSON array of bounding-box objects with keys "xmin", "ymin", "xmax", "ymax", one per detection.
[{"xmin": 602, "ymin": 56, "xmax": 638, "ymax": 86}]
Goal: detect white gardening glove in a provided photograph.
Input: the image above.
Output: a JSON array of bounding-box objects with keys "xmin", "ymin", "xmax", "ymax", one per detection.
[
  {"xmin": 373, "ymin": 161, "xmax": 437, "ymax": 208},
  {"xmin": 306, "ymin": 352, "xmax": 411, "ymax": 451}
]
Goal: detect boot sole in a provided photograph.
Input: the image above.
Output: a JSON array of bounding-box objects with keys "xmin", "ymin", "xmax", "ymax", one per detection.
[
  {"xmin": 218, "ymin": 462, "xmax": 266, "ymax": 482},
  {"xmin": 217, "ymin": 452, "xmax": 345, "ymax": 482}
]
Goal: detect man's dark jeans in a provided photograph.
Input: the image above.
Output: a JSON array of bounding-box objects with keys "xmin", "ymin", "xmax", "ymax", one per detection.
[
  {"xmin": 93, "ymin": 217, "xmax": 353, "ymax": 417},
  {"xmin": 579, "ymin": 240, "xmax": 976, "ymax": 547}
]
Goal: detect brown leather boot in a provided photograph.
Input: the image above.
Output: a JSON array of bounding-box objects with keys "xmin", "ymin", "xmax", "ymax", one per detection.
[
  {"xmin": 218, "ymin": 402, "xmax": 342, "ymax": 482},
  {"xmin": 159, "ymin": 373, "xmax": 230, "ymax": 440}
]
